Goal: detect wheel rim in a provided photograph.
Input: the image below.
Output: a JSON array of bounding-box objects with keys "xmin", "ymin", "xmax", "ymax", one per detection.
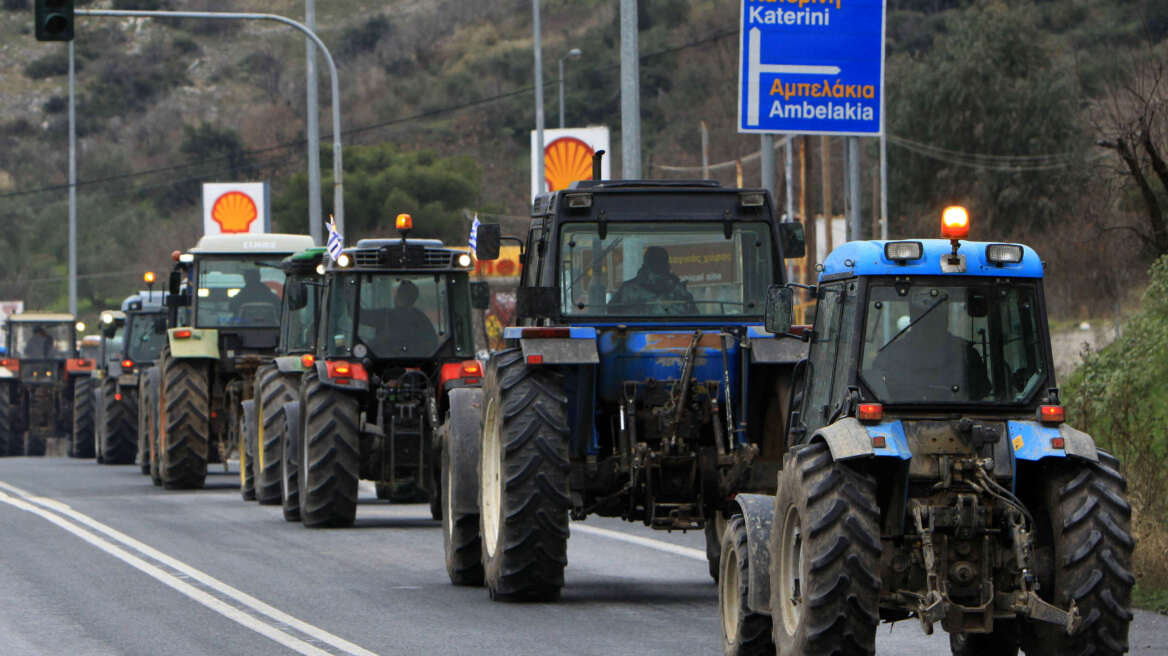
[
  {"xmin": 720, "ymin": 545, "xmax": 741, "ymax": 645},
  {"xmin": 481, "ymin": 396, "xmax": 502, "ymax": 558},
  {"xmin": 778, "ymin": 505, "xmax": 804, "ymax": 635}
]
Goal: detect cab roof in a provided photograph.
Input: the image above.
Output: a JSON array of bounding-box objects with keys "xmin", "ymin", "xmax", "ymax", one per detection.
[
  {"xmin": 190, "ymin": 234, "xmax": 315, "ymax": 255},
  {"xmin": 7, "ymin": 312, "xmax": 74, "ymax": 322},
  {"xmin": 820, "ymin": 239, "xmax": 1043, "ymax": 281}
]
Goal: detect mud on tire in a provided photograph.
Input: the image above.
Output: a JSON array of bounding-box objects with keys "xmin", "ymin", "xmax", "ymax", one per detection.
[
  {"xmin": 160, "ymin": 350, "xmax": 210, "ymax": 489},
  {"xmin": 720, "ymin": 514, "xmax": 774, "ymax": 656},
  {"xmin": 480, "ymin": 349, "xmax": 570, "ymax": 602},
  {"xmin": 256, "ymin": 366, "xmax": 297, "ymax": 505},
  {"xmin": 298, "ymin": 370, "xmax": 360, "ymax": 528},
  {"xmin": 771, "ymin": 442, "xmax": 881, "ymax": 656},
  {"xmin": 1020, "ymin": 450, "xmax": 1134, "ymax": 656},
  {"xmin": 71, "ymin": 377, "xmax": 95, "ymax": 458}
]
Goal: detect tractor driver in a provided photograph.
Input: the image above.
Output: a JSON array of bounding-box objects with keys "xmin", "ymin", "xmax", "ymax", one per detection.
[
  {"xmin": 867, "ymin": 288, "xmax": 991, "ymax": 402},
  {"xmin": 230, "ymin": 269, "xmax": 280, "ymax": 324},
  {"xmin": 607, "ymin": 246, "xmax": 698, "ymax": 316},
  {"xmin": 24, "ymin": 326, "xmax": 54, "ymax": 358},
  {"xmin": 380, "ymin": 280, "xmax": 438, "ymax": 354}
]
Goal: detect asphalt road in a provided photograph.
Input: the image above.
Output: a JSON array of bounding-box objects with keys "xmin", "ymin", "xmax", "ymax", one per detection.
[{"xmin": 1, "ymin": 457, "xmax": 1165, "ymax": 656}]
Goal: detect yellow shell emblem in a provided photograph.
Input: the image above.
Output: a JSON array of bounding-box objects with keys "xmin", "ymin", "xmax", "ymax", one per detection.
[
  {"xmin": 211, "ymin": 191, "xmax": 259, "ymax": 233},
  {"xmin": 544, "ymin": 137, "xmax": 595, "ymax": 192}
]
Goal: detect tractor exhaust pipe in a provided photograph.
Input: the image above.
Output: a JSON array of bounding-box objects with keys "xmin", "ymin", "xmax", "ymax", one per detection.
[{"xmin": 592, "ymin": 150, "xmax": 606, "ymax": 182}]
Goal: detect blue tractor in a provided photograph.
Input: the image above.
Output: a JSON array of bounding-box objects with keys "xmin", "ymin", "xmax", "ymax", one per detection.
[
  {"xmin": 443, "ymin": 178, "xmax": 806, "ymax": 600},
  {"xmin": 717, "ymin": 208, "xmax": 1133, "ymax": 656}
]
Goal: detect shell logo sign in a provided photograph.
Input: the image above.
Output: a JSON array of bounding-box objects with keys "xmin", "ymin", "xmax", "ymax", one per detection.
[
  {"xmin": 531, "ymin": 127, "xmax": 611, "ymax": 200},
  {"xmin": 202, "ymin": 182, "xmax": 270, "ymax": 236}
]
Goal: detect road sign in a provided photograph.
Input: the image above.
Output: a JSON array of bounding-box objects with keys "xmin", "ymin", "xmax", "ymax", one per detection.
[
  {"xmin": 738, "ymin": 0, "xmax": 886, "ymax": 136},
  {"xmin": 201, "ymin": 183, "xmax": 270, "ymax": 236},
  {"xmin": 530, "ymin": 127, "xmax": 611, "ymax": 200}
]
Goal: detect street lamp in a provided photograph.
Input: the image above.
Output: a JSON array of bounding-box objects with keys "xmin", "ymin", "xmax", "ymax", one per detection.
[{"xmin": 558, "ymin": 48, "xmax": 582, "ymax": 129}]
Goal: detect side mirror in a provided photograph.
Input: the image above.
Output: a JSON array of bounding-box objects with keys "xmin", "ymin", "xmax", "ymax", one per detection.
[
  {"xmin": 779, "ymin": 222, "xmax": 806, "ymax": 259},
  {"xmin": 286, "ymin": 281, "xmax": 308, "ymax": 311},
  {"xmin": 470, "ymin": 281, "xmax": 491, "ymax": 310},
  {"xmin": 100, "ymin": 323, "xmax": 117, "ymax": 339},
  {"xmin": 764, "ymin": 285, "xmax": 794, "ymax": 335},
  {"xmin": 474, "ymin": 223, "xmax": 501, "ymax": 261},
  {"xmin": 168, "ymin": 271, "xmax": 182, "ymax": 295}
]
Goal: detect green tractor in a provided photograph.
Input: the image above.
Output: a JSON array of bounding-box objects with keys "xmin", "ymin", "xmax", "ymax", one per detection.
[
  {"xmin": 149, "ymin": 234, "xmax": 315, "ymax": 489},
  {"xmin": 0, "ymin": 313, "xmax": 92, "ymax": 456},
  {"xmin": 241, "ymin": 247, "xmax": 326, "ymax": 509},
  {"xmin": 117, "ymin": 286, "xmax": 168, "ymax": 473},
  {"xmin": 292, "ymin": 218, "xmax": 485, "ymax": 528}
]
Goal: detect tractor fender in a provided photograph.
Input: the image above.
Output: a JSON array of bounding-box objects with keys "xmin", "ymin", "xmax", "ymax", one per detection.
[
  {"xmin": 274, "ymin": 355, "xmax": 307, "ymax": 375},
  {"xmin": 1008, "ymin": 420, "xmax": 1099, "ymax": 463},
  {"xmin": 729, "ymin": 493, "xmax": 775, "ymax": 615},
  {"xmin": 167, "ymin": 328, "xmax": 220, "ymax": 359},
  {"xmin": 519, "ymin": 338, "xmax": 599, "ymax": 365},
  {"xmin": 0, "ymin": 368, "xmax": 13, "ymax": 380},
  {"xmin": 813, "ymin": 417, "xmax": 913, "ymax": 462},
  {"xmin": 444, "ymin": 387, "xmax": 483, "ymax": 516}
]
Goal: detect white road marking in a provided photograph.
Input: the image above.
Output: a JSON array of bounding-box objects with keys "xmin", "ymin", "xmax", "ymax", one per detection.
[
  {"xmin": 0, "ymin": 480, "xmax": 377, "ymax": 656},
  {"xmin": 572, "ymin": 523, "xmax": 707, "ymax": 562}
]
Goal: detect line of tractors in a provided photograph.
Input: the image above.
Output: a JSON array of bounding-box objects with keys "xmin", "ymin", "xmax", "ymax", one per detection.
[{"xmin": 0, "ymin": 178, "xmax": 1133, "ymax": 655}]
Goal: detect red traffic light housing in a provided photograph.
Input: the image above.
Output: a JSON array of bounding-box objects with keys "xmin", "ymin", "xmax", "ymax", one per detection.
[{"xmin": 35, "ymin": 0, "xmax": 74, "ymax": 42}]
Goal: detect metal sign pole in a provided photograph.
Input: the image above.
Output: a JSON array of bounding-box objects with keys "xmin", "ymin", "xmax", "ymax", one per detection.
[
  {"xmin": 75, "ymin": 9, "xmax": 345, "ymax": 235},
  {"xmin": 68, "ymin": 39, "xmax": 77, "ymax": 318},
  {"xmin": 305, "ymin": 0, "xmax": 322, "ymax": 244},
  {"xmin": 532, "ymin": 0, "xmax": 545, "ymax": 196},
  {"xmin": 620, "ymin": 0, "xmax": 642, "ymax": 179}
]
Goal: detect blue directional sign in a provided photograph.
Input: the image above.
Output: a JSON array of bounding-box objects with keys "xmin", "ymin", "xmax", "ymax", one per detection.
[{"xmin": 738, "ymin": 0, "xmax": 886, "ymax": 136}]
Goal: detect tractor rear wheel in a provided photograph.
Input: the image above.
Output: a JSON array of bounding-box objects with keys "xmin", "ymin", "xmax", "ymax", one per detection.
[
  {"xmin": 0, "ymin": 384, "xmax": 13, "ymax": 457},
  {"xmin": 160, "ymin": 352, "xmax": 210, "ymax": 490},
  {"xmin": 771, "ymin": 442, "xmax": 881, "ymax": 656},
  {"xmin": 100, "ymin": 377, "xmax": 135, "ymax": 464},
  {"xmin": 298, "ymin": 370, "xmax": 359, "ymax": 528},
  {"xmin": 281, "ymin": 400, "xmax": 302, "ymax": 522},
  {"xmin": 442, "ymin": 388, "xmax": 484, "ymax": 586},
  {"xmin": 71, "ymin": 377, "xmax": 95, "ymax": 458},
  {"xmin": 239, "ymin": 401, "xmax": 256, "ymax": 501},
  {"xmin": 1019, "ymin": 451, "xmax": 1133, "ymax": 656},
  {"xmin": 257, "ymin": 366, "xmax": 297, "ymax": 505},
  {"xmin": 720, "ymin": 514, "xmax": 774, "ymax": 656},
  {"xmin": 137, "ymin": 370, "xmax": 155, "ymax": 475},
  {"xmin": 480, "ymin": 349, "xmax": 570, "ymax": 602}
]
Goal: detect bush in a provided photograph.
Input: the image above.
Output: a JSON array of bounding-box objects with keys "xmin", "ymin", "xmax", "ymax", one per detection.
[
  {"xmin": 24, "ymin": 52, "xmax": 78, "ymax": 80},
  {"xmin": 43, "ymin": 96, "xmax": 66, "ymax": 114},
  {"xmin": 1, "ymin": 0, "xmax": 28, "ymax": 10}
]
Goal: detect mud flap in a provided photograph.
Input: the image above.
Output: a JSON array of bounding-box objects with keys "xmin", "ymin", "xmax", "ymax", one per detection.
[{"xmin": 731, "ymin": 493, "xmax": 776, "ymax": 615}]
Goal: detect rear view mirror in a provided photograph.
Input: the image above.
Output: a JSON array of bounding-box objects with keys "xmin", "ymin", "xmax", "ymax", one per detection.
[
  {"xmin": 286, "ymin": 281, "xmax": 308, "ymax": 311},
  {"xmin": 764, "ymin": 285, "xmax": 794, "ymax": 335},
  {"xmin": 779, "ymin": 222, "xmax": 806, "ymax": 259},
  {"xmin": 470, "ymin": 281, "xmax": 491, "ymax": 310},
  {"xmin": 100, "ymin": 322, "xmax": 117, "ymax": 339},
  {"xmin": 474, "ymin": 223, "xmax": 501, "ymax": 261},
  {"xmin": 168, "ymin": 270, "xmax": 182, "ymax": 295}
]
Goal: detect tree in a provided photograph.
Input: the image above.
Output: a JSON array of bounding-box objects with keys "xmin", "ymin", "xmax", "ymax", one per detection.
[{"xmin": 272, "ymin": 143, "xmax": 482, "ymax": 245}]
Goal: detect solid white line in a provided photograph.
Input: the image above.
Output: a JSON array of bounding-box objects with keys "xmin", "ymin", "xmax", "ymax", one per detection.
[
  {"xmin": 572, "ymin": 523, "xmax": 707, "ymax": 562},
  {"xmin": 0, "ymin": 490, "xmax": 333, "ymax": 656},
  {"xmin": 0, "ymin": 480, "xmax": 377, "ymax": 656}
]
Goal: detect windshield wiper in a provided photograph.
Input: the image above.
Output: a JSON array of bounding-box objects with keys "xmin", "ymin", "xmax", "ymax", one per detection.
[{"xmin": 877, "ymin": 293, "xmax": 948, "ymax": 353}]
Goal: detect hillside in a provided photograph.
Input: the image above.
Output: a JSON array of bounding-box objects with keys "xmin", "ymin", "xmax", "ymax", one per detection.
[{"xmin": 0, "ymin": 0, "xmax": 1165, "ymax": 327}]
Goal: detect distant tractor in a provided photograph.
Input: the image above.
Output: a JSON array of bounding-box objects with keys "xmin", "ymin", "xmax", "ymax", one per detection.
[
  {"xmin": 717, "ymin": 208, "xmax": 1133, "ymax": 656},
  {"xmin": 92, "ymin": 309, "xmax": 126, "ymax": 463},
  {"xmin": 69, "ymin": 334, "xmax": 102, "ymax": 459},
  {"xmin": 116, "ymin": 284, "xmax": 168, "ymax": 472},
  {"xmin": 241, "ymin": 246, "xmax": 326, "ymax": 511},
  {"xmin": 449, "ymin": 179, "xmax": 806, "ymax": 599},
  {"xmin": 147, "ymin": 234, "xmax": 315, "ymax": 489},
  {"xmin": 0, "ymin": 313, "xmax": 92, "ymax": 456},
  {"xmin": 293, "ymin": 216, "xmax": 485, "ymax": 528}
]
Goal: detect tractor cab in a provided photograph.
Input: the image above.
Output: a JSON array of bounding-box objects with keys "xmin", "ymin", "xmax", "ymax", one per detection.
[
  {"xmin": 121, "ymin": 286, "xmax": 168, "ymax": 377},
  {"xmin": 4, "ymin": 313, "xmax": 80, "ymax": 384}
]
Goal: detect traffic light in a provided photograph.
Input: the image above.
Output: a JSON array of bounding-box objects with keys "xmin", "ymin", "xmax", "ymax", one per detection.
[{"xmin": 35, "ymin": 0, "xmax": 74, "ymax": 42}]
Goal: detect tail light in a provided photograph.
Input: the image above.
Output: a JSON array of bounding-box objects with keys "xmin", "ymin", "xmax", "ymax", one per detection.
[
  {"xmin": 174, "ymin": 329, "xmax": 192, "ymax": 339},
  {"xmin": 115, "ymin": 393, "xmax": 123, "ymax": 401},
  {"xmin": 858, "ymin": 403, "xmax": 883, "ymax": 422},
  {"xmin": 122, "ymin": 359, "xmax": 134, "ymax": 369},
  {"xmin": 325, "ymin": 360, "xmax": 368, "ymax": 384},
  {"xmin": 301, "ymin": 354, "xmax": 315, "ymax": 368},
  {"xmin": 1, "ymin": 359, "xmax": 18, "ymax": 371},
  {"xmin": 1038, "ymin": 405, "xmax": 1065, "ymax": 424},
  {"xmin": 460, "ymin": 361, "xmax": 482, "ymax": 385},
  {"xmin": 520, "ymin": 327, "xmax": 571, "ymax": 339}
]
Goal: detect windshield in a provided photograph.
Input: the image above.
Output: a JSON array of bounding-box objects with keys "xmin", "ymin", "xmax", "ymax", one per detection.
[
  {"xmin": 559, "ymin": 222, "xmax": 774, "ymax": 317},
  {"xmin": 860, "ymin": 281, "xmax": 1048, "ymax": 404},
  {"xmin": 282, "ymin": 274, "xmax": 318, "ymax": 354},
  {"xmin": 126, "ymin": 312, "xmax": 167, "ymax": 363},
  {"xmin": 326, "ymin": 273, "xmax": 450, "ymax": 359},
  {"xmin": 12, "ymin": 322, "xmax": 72, "ymax": 359},
  {"xmin": 195, "ymin": 257, "xmax": 286, "ymax": 328},
  {"xmin": 80, "ymin": 341, "xmax": 100, "ymax": 361}
]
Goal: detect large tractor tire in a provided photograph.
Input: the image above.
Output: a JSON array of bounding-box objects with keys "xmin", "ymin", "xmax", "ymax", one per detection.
[
  {"xmin": 281, "ymin": 400, "xmax": 302, "ymax": 522},
  {"xmin": 1020, "ymin": 451, "xmax": 1134, "ymax": 656},
  {"xmin": 149, "ymin": 374, "xmax": 162, "ymax": 487},
  {"xmin": 160, "ymin": 352, "xmax": 211, "ymax": 490},
  {"xmin": 720, "ymin": 514, "xmax": 774, "ymax": 656},
  {"xmin": 442, "ymin": 388, "xmax": 484, "ymax": 586},
  {"xmin": 239, "ymin": 400, "xmax": 257, "ymax": 501},
  {"xmin": 480, "ymin": 349, "xmax": 570, "ymax": 602},
  {"xmin": 256, "ymin": 366, "xmax": 297, "ymax": 505},
  {"xmin": 70, "ymin": 377, "xmax": 95, "ymax": 458},
  {"xmin": 298, "ymin": 370, "xmax": 360, "ymax": 528},
  {"xmin": 100, "ymin": 377, "xmax": 136, "ymax": 464},
  {"xmin": 771, "ymin": 442, "xmax": 881, "ymax": 656},
  {"xmin": 0, "ymin": 385, "xmax": 13, "ymax": 457},
  {"xmin": 137, "ymin": 369, "xmax": 159, "ymax": 476}
]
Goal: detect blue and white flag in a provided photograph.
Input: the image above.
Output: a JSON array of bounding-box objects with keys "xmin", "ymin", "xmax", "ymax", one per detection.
[
  {"xmin": 468, "ymin": 214, "xmax": 480, "ymax": 256},
  {"xmin": 327, "ymin": 216, "xmax": 344, "ymax": 262}
]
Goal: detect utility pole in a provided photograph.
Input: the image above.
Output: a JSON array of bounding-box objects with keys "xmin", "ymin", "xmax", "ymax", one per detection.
[
  {"xmin": 67, "ymin": 39, "xmax": 77, "ymax": 317},
  {"xmin": 619, "ymin": 0, "xmax": 641, "ymax": 179},
  {"xmin": 305, "ymin": 0, "xmax": 322, "ymax": 244},
  {"xmin": 700, "ymin": 121, "xmax": 709, "ymax": 179},
  {"xmin": 760, "ymin": 134, "xmax": 775, "ymax": 199},
  {"xmin": 558, "ymin": 48, "xmax": 581, "ymax": 129},
  {"xmin": 532, "ymin": 0, "xmax": 545, "ymax": 195},
  {"xmin": 847, "ymin": 136, "xmax": 862, "ymax": 242},
  {"xmin": 821, "ymin": 135, "xmax": 833, "ymax": 254},
  {"xmin": 880, "ymin": 130, "xmax": 889, "ymax": 240},
  {"xmin": 784, "ymin": 135, "xmax": 794, "ymax": 223}
]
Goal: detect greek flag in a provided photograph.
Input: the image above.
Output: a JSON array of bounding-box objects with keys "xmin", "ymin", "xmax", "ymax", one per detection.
[
  {"xmin": 327, "ymin": 217, "xmax": 343, "ymax": 262},
  {"xmin": 468, "ymin": 214, "xmax": 480, "ymax": 255}
]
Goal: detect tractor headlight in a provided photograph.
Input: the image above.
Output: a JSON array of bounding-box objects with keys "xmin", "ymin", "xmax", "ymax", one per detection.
[
  {"xmin": 336, "ymin": 254, "xmax": 352, "ymax": 268},
  {"xmin": 884, "ymin": 241, "xmax": 923, "ymax": 262},
  {"xmin": 985, "ymin": 244, "xmax": 1024, "ymax": 265},
  {"xmin": 457, "ymin": 253, "xmax": 473, "ymax": 268}
]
